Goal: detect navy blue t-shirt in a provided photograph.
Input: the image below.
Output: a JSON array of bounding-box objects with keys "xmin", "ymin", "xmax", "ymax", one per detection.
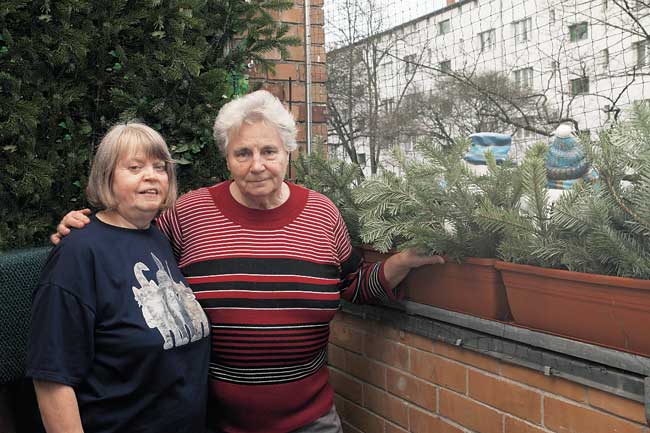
[{"xmin": 26, "ymin": 215, "xmax": 210, "ymax": 433}]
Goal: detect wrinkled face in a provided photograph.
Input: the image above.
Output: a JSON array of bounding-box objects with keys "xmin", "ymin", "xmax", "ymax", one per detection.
[
  {"xmin": 226, "ymin": 121, "xmax": 289, "ymax": 202},
  {"xmin": 111, "ymin": 151, "xmax": 169, "ymax": 225}
]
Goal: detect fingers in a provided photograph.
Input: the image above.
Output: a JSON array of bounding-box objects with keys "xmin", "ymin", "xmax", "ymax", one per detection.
[
  {"xmin": 396, "ymin": 249, "xmax": 446, "ymax": 269},
  {"xmin": 63, "ymin": 210, "xmax": 91, "ymax": 229},
  {"xmin": 50, "ymin": 233, "xmax": 61, "ymax": 246},
  {"xmin": 430, "ymin": 255, "xmax": 446, "ymax": 265},
  {"xmin": 51, "ymin": 209, "xmax": 92, "ymax": 245},
  {"xmin": 72, "ymin": 209, "xmax": 91, "ymax": 226},
  {"xmin": 57, "ymin": 223, "xmax": 71, "ymax": 235},
  {"xmin": 418, "ymin": 254, "xmax": 445, "ymax": 266}
]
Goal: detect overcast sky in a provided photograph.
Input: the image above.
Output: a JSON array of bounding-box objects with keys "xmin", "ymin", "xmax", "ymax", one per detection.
[{"xmin": 324, "ymin": 0, "xmax": 446, "ymax": 48}]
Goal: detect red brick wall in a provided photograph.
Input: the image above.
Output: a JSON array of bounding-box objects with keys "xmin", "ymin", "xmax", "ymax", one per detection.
[
  {"xmin": 250, "ymin": 0, "xmax": 327, "ymax": 161},
  {"xmin": 329, "ymin": 311, "xmax": 648, "ymax": 433}
]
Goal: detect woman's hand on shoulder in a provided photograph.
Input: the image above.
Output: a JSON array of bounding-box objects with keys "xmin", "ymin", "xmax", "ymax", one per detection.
[{"xmin": 50, "ymin": 209, "xmax": 92, "ymax": 245}]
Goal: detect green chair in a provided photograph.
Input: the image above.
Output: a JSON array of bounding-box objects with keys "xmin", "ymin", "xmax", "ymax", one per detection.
[{"xmin": 0, "ymin": 247, "xmax": 50, "ymax": 433}]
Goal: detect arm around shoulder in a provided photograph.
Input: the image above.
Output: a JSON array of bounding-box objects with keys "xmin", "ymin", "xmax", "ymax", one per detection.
[{"xmin": 50, "ymin": 209, "xmax": 92, "ymax": 245}]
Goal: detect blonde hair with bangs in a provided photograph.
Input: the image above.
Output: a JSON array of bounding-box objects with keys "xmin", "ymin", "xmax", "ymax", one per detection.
[{"xmin": 86, "ymin": 122, "xmax": 177, "ymax": 210}]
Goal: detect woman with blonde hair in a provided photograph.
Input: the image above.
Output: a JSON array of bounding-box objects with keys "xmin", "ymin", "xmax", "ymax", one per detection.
[{"xmin": 28, "ymin": 123, "xmax": 210, "ymax": 433}]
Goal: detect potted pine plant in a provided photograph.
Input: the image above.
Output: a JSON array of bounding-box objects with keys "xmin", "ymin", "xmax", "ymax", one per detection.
[
  {"xmin": 353, "ymin": 139, "xmax": 520, "ymax": 320},
  {"xmin": 477, "ymin": 105, "xmax": 650, "ymax": 355},
  {"xmin": 293, "ymin": 141, "xmax": 365, "ymax": 246}
]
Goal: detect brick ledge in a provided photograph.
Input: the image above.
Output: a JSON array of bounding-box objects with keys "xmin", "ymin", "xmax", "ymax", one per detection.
[{"xmin": 339, "ymin": 300, "xmax": 650, "ymax": 405}]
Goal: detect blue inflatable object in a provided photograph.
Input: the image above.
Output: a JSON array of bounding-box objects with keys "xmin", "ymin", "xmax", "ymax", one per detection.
[{"xmin": 464, "ymin": 133, "xmax": 512, "ymax": 165}]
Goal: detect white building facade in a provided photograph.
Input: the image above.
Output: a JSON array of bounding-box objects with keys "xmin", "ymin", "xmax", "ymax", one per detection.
[{"xmin": 326, "ymin": 0, "xmax": 650, "ymax": 174}]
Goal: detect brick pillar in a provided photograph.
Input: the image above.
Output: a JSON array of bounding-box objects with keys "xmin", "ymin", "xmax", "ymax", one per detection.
[{"xmin": 249, "ymin": 0, "xmax": 327, "ymax": 176}]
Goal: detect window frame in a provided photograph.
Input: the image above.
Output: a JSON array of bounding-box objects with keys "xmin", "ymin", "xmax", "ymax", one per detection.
[
  {"xmin": 513, "ymin": 67, "xmax": 534, "ymax": 88},
  {"xmin": 600, "ymin": 48, "xmax": 610, "ymax": 73},
  {"xmin": 636, "ymin": 40, "xmax": 649, "ymax": 67},
  {"xmin": 404, "ymin": 53, "xmax": 417, "ymax": 75},
  {"xmin": 570, "ymin": 77, "xmax": 590, "ymax": 95},
  {"xmin": 569, "ymin": 22, "xmax": 589, "ymax": 42},
  {"xmin": 479, "ymin": 28, "xmax": 497, "ymax": 51},
  {"xmin": 513, "ymin": 17, "xmax": 532, "ymax": 43},
  {"xmin": 438, "ymin": 19, "xmax": 451, "ymax": 36}
]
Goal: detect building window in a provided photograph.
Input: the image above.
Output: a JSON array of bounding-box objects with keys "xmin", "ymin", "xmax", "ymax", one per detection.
[
  {"xmin": 602, "ymin": 0, "xmax": 608, "ymax": 10},
  {"xmin": 600, "ymin": 48, "xmax": 609, "ymax": 72},
  {"xmin": 482, "ymin": 120, "xmax": 499, "ymax": 132},
  {"xmin": 514, "ymin": 67, "xmax": 534, "ymax": 88},
  {"xmin": 356, "ymin": 153, "xmax": 367, "ymax": 168},
  {"xmin": 404, "ymin": 54, "xmax": 417, "ymax": 74},
  {"xmin": 381, "ymin": 98, "xmax": 394, "ymax": 113},
  {"xmin": 479, "ymin": 29, "xmax": 496, "ymax": 51},
  {"xmin": 439, "ymin": 60, "xmax": 451, "ymax": 73},
  {"xmin": 569, "ymin": 22, "xmax": 588, "ymax": 42},
  {"xmin": 570, "ymin": 77, "xmax": 589, "ymax": 95},
  {"xmin": 636, "ymin": 40, "xmax": 649, "ymax": 67},
  {"xmin": 517, "ymin": 127, "xmax": 536, "ymax": 139},
  {"xmin": 513, "ymin": 18, "xmax": 532, "ymax": 43},
  {"xmin": 438, "ymin": 19, "xmax": 450, "ymax": 35},
  {"xmin": 550, "ymin": 10, "xmax": 555, "ymax": 24}
]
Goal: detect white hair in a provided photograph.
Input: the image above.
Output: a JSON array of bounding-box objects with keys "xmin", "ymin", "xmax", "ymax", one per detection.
[{"xmin": 213, "ymin": 90, "xmax": 297, "ymax": 153}]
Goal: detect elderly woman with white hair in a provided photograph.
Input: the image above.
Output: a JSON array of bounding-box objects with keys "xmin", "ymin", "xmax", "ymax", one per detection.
[
  {"xmin": 54, "ymin": 90, "xmax": 444, "ymax": 433},
  {"xmin": 31, "ymin": 123, "xmax": 210, "ymax": 433}
]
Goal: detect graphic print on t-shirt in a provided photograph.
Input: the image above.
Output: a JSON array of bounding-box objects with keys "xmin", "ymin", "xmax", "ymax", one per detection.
[{"xmin": 132, "ymin": 253, "xmax": 209, "ymax": 350}]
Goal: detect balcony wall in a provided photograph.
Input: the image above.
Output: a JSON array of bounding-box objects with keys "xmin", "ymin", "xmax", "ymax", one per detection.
[{"xmin": 329, "ymin": 305, "xmax": 648, "ymax": 433}]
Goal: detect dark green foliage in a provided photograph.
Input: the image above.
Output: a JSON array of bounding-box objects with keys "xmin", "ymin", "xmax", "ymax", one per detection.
[
  {"xmin": 355, "ymin": 139, "xmax": 522, "ymax": 261},
  {"xmin": 293, "ymin": 143, "xmax": 365, "ymax": 246},
  {"xmin": 0, "ymin": 0, "xmax": 299, "ymax": 249}
]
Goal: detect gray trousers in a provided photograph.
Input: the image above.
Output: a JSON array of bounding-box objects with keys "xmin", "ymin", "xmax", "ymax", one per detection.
[{"xmin": 290, "ymin": 405, "xmax": 343, "ymax": 433}]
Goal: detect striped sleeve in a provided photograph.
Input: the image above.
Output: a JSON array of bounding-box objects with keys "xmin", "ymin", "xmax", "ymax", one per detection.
[
  {"xmin": 333, "ymin": 209, "xmax": 396, "ymax": 304},
  {"xmin": 155, "ymin": 204, "xmax": 183, "ymax": 261}
]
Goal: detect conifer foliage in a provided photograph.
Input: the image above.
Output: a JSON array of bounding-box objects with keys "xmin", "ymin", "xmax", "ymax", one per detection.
[
  {"xmin": 294, "ymin": 143, "xmax": 365, "ymax": 245},
  {"xmin": 474, "ymin": 142, "xmax": 561, "ymax": 267},
  {"xmin": 354, "ymin": 140, "xmax": 521, "ymax": 260},
  {"xmin": 0, "ymin": 0, "xmax": 298, "ymax": 249},
  {"xmin": 476, "ymin": 103, "xmax": 650, "ymax": 278},
  {"xmin": 551, "ymin": 104, "xmax": 650, "ymax": 278}
]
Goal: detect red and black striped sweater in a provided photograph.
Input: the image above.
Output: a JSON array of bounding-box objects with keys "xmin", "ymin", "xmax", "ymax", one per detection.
[{"xmin": 157, "ymin": 180, "xmax": 396, "ymax": 433}]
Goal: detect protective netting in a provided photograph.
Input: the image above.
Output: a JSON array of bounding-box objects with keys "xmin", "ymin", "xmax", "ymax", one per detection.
[
  {"xmin": 325, "ymin": 0, "xmax": 650, "ymax": 162},
  {"xmin": 0, "ymin": 248, "xmax": 49, "ymax": 384}
]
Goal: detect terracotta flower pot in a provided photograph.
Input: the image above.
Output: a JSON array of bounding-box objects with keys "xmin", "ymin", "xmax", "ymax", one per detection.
[
  {"xmin": 402, "ymin": 257, "xmax": 511, "ymax": 321},
  {"xmin": 357, "ymin": 247, "xmax": 511, "ymax": 321},
  {"xmin": 496, "ymin": 261, "xmax": 650, "ymax": 356}
]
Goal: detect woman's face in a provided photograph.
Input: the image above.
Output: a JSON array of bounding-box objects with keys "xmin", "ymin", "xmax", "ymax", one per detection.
[
  {"xmin": 110, "ymin": 151, "xmax": 169, "ymax": 228},
  {"xmin": 226, "ymin": 121, "xmax": 289, "ymax": 203}
]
